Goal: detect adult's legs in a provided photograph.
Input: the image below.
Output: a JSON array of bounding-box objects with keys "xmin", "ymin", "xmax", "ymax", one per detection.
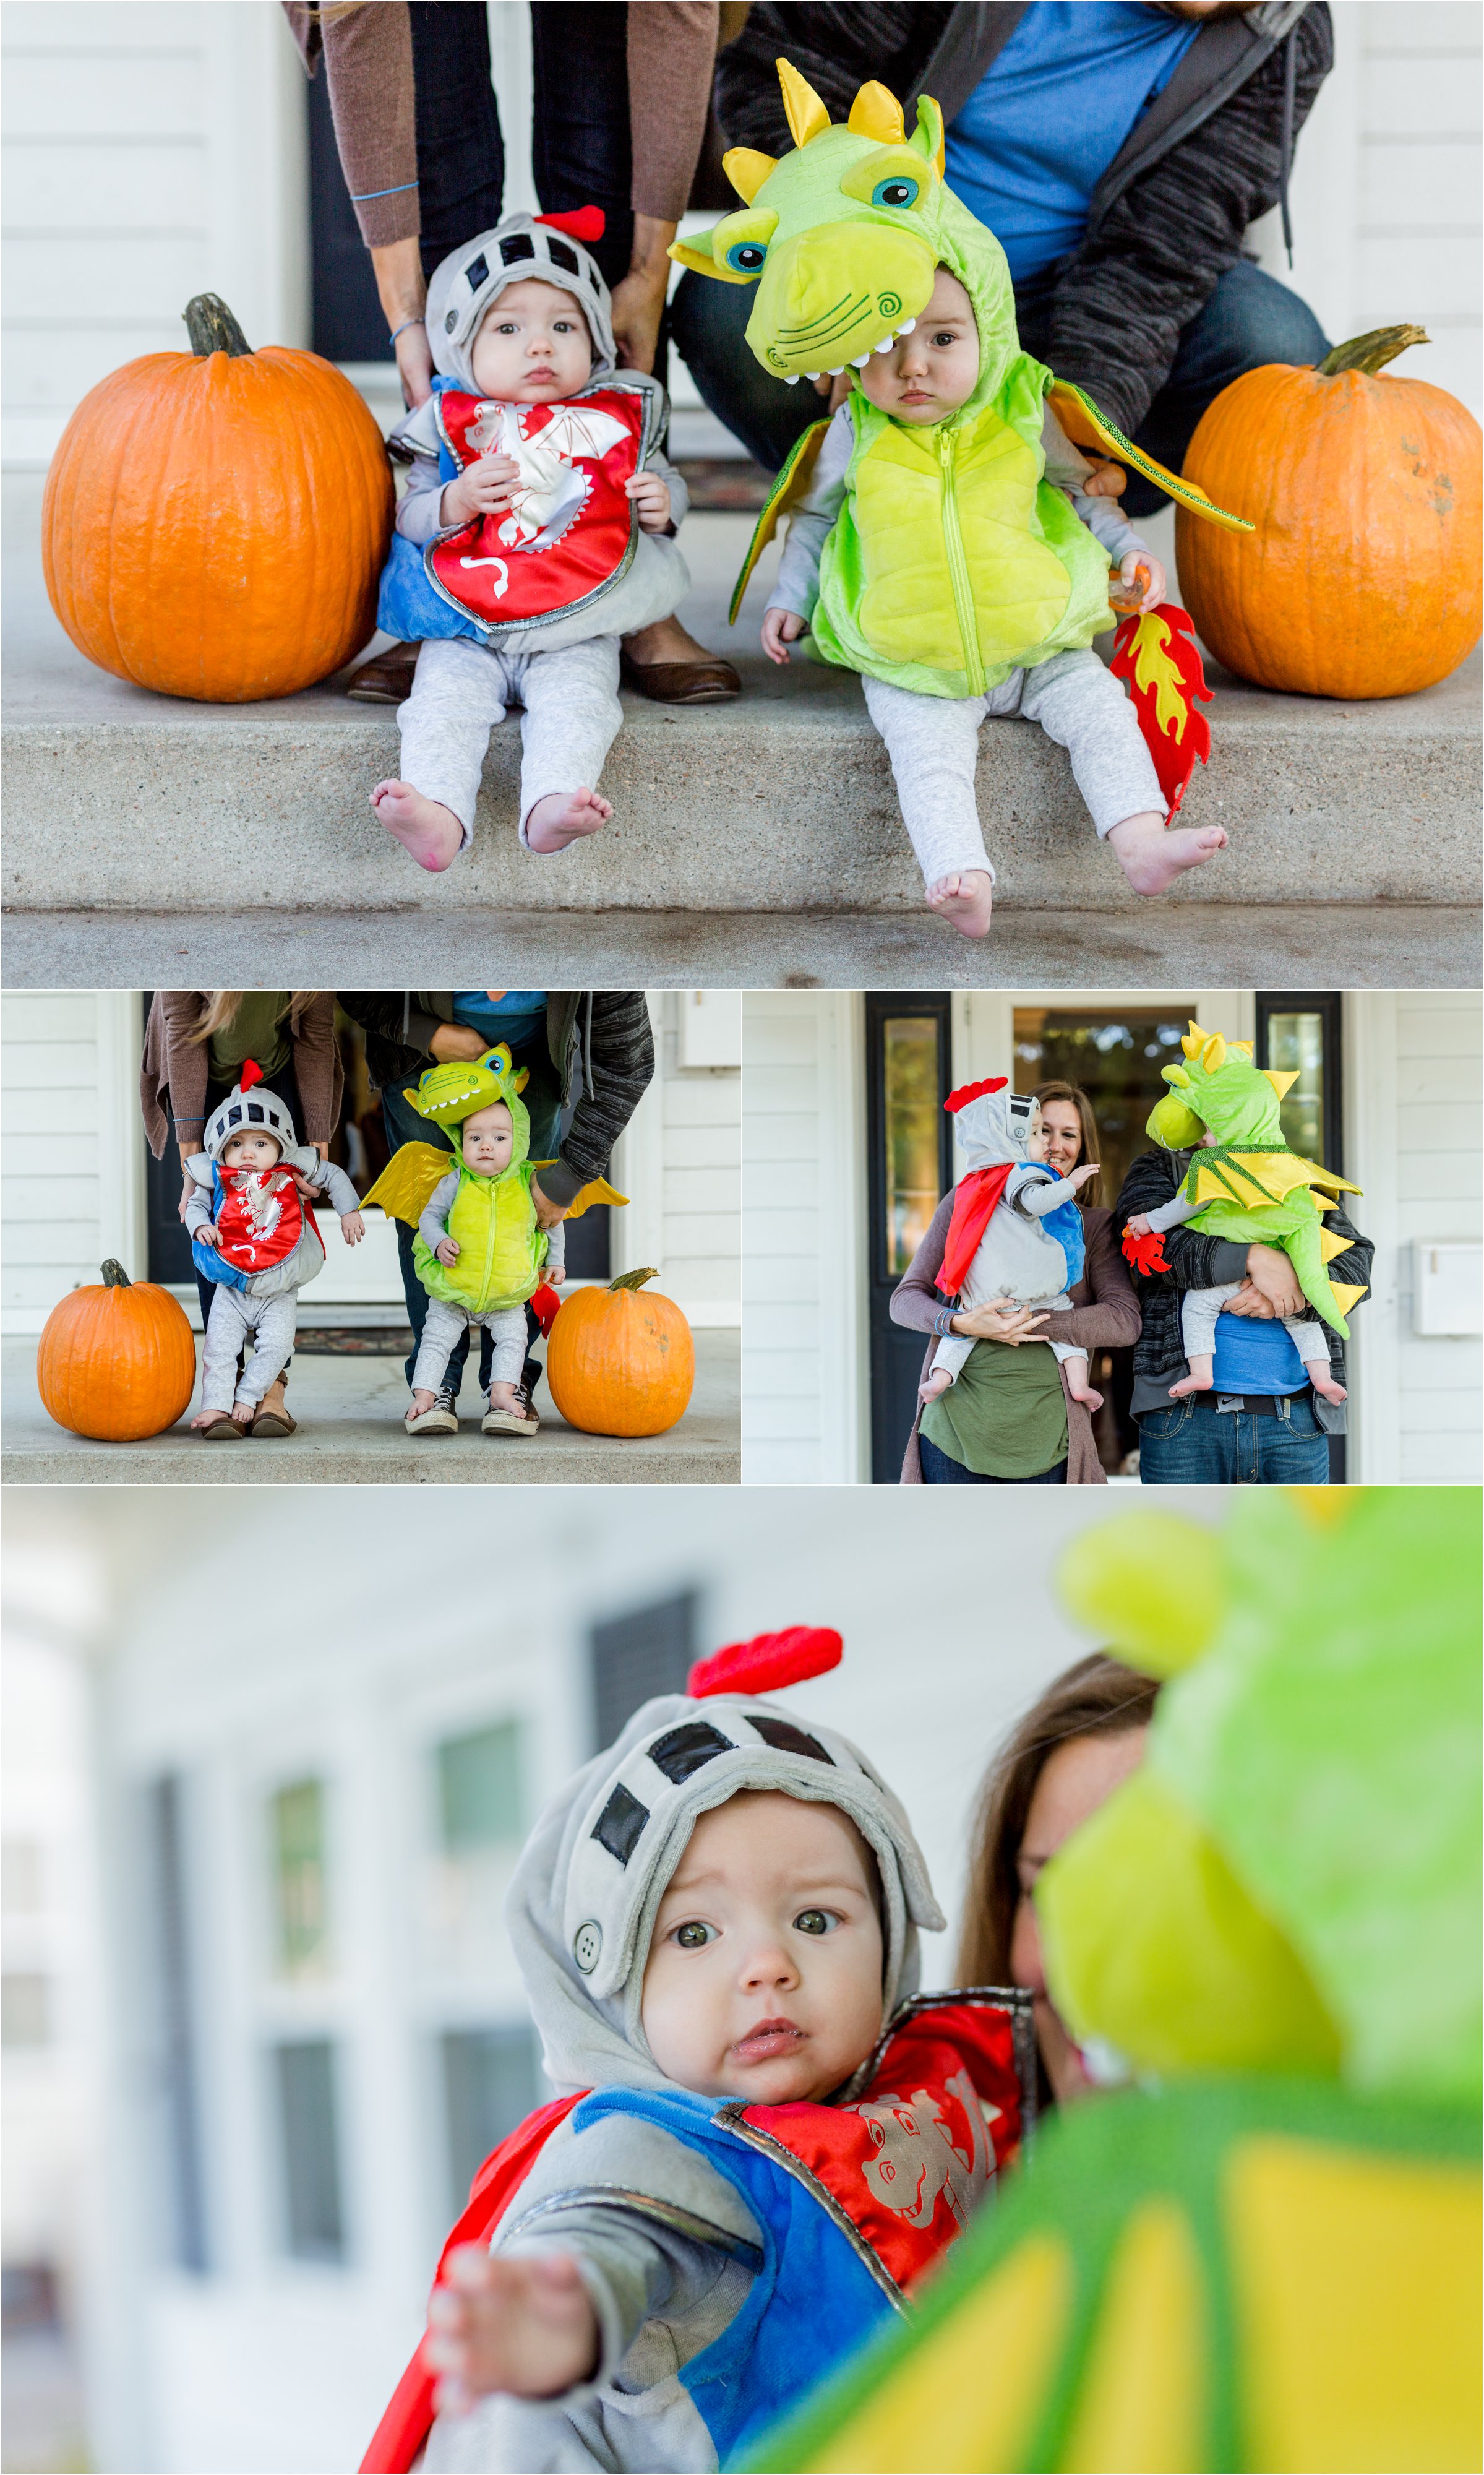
[
  {"xmin": 408, "ymin": 1, "xmax": 505, "ymax": 281},
  {"xmin": 1136, "ymin": 1395, "xmax": 1241, "ymax": 1483},
  {"xmin": 670, "ymin": 271, "xmax": 830, "ymax": 471},
  {"xmin": 529, "ymin": 4, "xmax": 633, "ymax": 293},
  {"xmin": 918, "ymin": 1433, "xmax": 1068, "ymax": 1484},
  {"xmin": 1253, "ymin": 1392, "xmax": 1331, "ymax": 1483},
  {"xmin": 1122, "ymin": 260, "xmax": 1331, "ymax": 519},
  {"xmin": 506, "ymin": 1035, "xmax": 564, "ymax": 1399}
]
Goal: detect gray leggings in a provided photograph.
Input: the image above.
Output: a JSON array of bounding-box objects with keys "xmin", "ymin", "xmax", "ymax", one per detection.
[
  {"xmin": 397, "ymin": 634, "xmax": 623, "ymax": 851},
  {"xmin": 201, "ymin": 1286, "xmax": 299, "ymax": 1411},
  {"xmin": 413, "ymin": 1299, "xmax": 528, "ymax": 1397},
  {"xmin": 863, "ymin": 648, "xmax": 1164, "ymax": 889}
]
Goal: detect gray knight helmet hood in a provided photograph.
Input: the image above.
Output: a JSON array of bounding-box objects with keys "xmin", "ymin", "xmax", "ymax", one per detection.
[
  {"xmin": 946, "ymin": 1076, "xmax": 1042, "ymax": 1174},
  {"xmin": 427, "ymin": 210, "xmax": 617, "ymax": 392},
  {"xmin": 200, "ymin": 1061, "xmax": 318, "ymax": 1174},
  {"xmin": 505, "ymin": 1627, "xmax": 945, "ymax": 2098}
]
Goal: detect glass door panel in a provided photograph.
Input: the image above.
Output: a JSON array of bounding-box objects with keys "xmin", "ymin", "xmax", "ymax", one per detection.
[{"xmin": 866, "ymin": 996, "xmax": 952, "ymax": 1483}]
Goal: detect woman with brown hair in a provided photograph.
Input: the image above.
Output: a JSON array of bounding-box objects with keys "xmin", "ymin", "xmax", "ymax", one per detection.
[
  {"xmin": 958, "ymin": 1652, "xmax": 1159, "ymax": 2109},
  {"xmin": 890, "ymin": 1078, "xmax": 1139, "ymax": 1485},
  {"xmin": 140, "ymin": 993, "xmax": 343, "ymax": 1436}
]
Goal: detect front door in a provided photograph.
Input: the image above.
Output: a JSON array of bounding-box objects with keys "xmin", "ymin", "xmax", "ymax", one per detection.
[
  {"xmin": 865, "ymin": 994, "xmax": 953, "ymax": 1483},
  {"xmin": 1256, "ymin": 991, "xmax": 1347, "ymax": 1484}
]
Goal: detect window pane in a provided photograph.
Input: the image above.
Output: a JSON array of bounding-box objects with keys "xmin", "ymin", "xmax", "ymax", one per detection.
[
  {"xmin": 438, "ymin": 1724, "xmax": 525, "ymax": 1854},
  {"xmin": 1, "ymin": 1972, "xmax": 50, "ymax": 2048},
  {"xmin": 883, "ymin": 1016, "xmax": 941, "ymax": 1273},
  {"xmin": 441, "ymin": 2026, "xmax": 541, "ymax": 2215},
  {"xmin": 271, "ymin": 1780, "xmax": 328, "ymax": 1978},
  {"xmin": 274, "ymin": 2039, "xmax": 345, "ymax": 2263},
  {"xmin": 1264, "ymin": 1012, "xmax": 1326, "ymax": 1158},
  {"xmin": 590, "ymin": 1596, "xmax": 697, "ymax": 1751},
  {"xmin": 1013, "ymin": 1010, "xmax": 1190, "ymax": 1210}
]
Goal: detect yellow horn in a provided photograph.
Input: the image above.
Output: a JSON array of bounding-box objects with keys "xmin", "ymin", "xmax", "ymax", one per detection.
[
  {"xmin": 1201, "ymin": 1032, "xmax": 1227, "ymax": 1073},
  {"xmin": 1263, "ymin": 1067, "xmax": 1300, "ymax": 1100},
  {"xmin": 777, "ymin": 56, "xmax": 831, "ymax": 147},
  {"xmin": 1180, "ymin": 1020, "xmax": 1208, "ymax": 1059},
  {"xmin": 722, "ymin": 146, "xmax": 779, "ymax": 204},
  {"xmin": 1230, "ymin": 1040, "xmax": 1255, "ymax": 1061},
  {"xmin": 847, "ymin": 80, "xmax": 906, "ymax": 143}
]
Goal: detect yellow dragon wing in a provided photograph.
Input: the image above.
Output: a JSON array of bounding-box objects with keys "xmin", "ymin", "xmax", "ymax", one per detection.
[
  {"xmin": 729, "ymin": 418, "xmax": 833, "ymax": 624},
  {"xmin": 361, "ymin": 1142, "xmax": 457, "ymax": 1228},
  {"xmin": 528, "ymin": 1169, "xmax": 629, "ymax": 1221},
  {"xmin": 1047, "ymin": 380, "xmax": 1253, "ymax": 533}
]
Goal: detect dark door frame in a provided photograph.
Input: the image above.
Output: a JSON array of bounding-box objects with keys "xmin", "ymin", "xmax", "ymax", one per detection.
[
  {"xmin": 864, "ymin": 992, "xmax": 953, "ymax": 1484},
  {"xmin": 1255, "ymin": 989, "xmax": 1347, "ymax": 1484}
]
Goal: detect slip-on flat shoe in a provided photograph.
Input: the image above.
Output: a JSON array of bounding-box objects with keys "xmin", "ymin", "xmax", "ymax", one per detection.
[
  {"xmin": 346, "ymin": 642, "xmax": 419, "ymax": 704},
  {"xmin": 619, "ymin": 650, "xmax": 740, "ymax": 704},
  {"xmin": 249, "ymin": 1409, "xmax": 297, "ymax": 1438},
  {"xmin": 198, "ymin": 1416, "xmax": 244, "ymax": 1440}
]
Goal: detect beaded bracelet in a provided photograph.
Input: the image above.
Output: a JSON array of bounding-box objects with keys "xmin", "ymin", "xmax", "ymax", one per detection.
[{"xmin": 389, "ymin": 316, "xmax": 426, "ymax": 345}]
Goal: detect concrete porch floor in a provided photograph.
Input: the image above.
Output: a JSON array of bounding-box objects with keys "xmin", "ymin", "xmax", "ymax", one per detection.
[{"xmin": 1, "ymin": 1329, "xmax": 740, "ymax": 1486}]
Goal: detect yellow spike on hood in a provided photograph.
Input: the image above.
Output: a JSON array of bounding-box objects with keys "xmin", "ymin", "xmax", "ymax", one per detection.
[
  {"xmin": 1328, "ymin": 1280, "xmax": 1369, "ymax": 1316},
  {"xmin": 776, "ymin": 56, "xmax": 831, "ymax": 147},
  {"xmin": 847, "ymin": 80, "xmax": 905, "ymax": 143},
  {"xmin": 1264, "ymin": 1067, "xmax": 1301, "ymax": 1099},
  {"xmin": 723, "ymin": 146, "xmax": 778, "ymax": 204},
  {"xmin": 1181, "ymin": 1021, "xmax": 1209, "ymax": 1059},
  {"xmin": 1201, "ymin": 1031, "xmax": 1228, "ymax": 1073}
]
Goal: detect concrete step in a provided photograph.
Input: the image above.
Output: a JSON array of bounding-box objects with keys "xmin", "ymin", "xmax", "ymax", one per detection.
[
  {"xmin": 5, "ymin": 480, "xmax": 1478, "ymax": 984},
  {"xmin": 1, "ymin": 1332, "xmax": 740, "ymax": 1486}
]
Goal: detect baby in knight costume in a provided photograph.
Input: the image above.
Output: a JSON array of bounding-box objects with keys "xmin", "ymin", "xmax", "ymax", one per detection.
[
  {"xmin": 920, "ymin": 1078, "xmax": 1102, "ymax": 1412},
  {"xmin": 362, "ymin": 1628, "xmax": 1034, "ymax": 2475},
  {"xmin": 183, "ymin": 1061, "xmax": 363, "ymax": 1437},
  {"xmin": 371, "ymin": 211, "xmax": 690, "ymax": 874}
]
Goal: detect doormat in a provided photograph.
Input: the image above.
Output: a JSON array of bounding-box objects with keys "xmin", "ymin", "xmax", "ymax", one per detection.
[
  {"xmin": 674, "ymin": 456, "xmax": 771, "ymax": 512},
  {"xmin": 294, "ymin": 1327, "xmax": 415, "ymax": 1356}
]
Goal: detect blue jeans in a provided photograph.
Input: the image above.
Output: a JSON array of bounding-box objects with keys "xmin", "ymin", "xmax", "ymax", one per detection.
[
  {"xmin": 1137, "ymin": 1390, "xmax": 1330, "ymax": 1486},
  {"xmin": 919, "ymin": 1433, "xmax": 1068, "ymax": 1486},
  {"xmin": 671, "ymin": 257, "xmax": 1329, "ymax": 504},
  {"xmin": 382, "ymin": 1046, "xmax": 562, "ymax": 1402}
]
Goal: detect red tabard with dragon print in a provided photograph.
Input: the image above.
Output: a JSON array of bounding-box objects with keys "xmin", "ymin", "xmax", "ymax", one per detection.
[
  {"xmin": 429, "ymin": 387, "xmax": 646, "ymax": 629},
  {"xmin": 212, "ymin": 1168, "xmax": 322, "ymax": 1277}
]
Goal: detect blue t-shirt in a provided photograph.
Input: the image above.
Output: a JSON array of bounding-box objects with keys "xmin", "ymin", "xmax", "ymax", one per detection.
[
  {"xmin": 1209, "ymin": 1312, "xmax": 1308, "ymax": 1397},
  {"xmin": 452, "ymin": 991, "xmax": 548, "ymax": 1052},
  {"xmin": 944, "ymin": 2, "xmax": 1201, "ymax": 283}
]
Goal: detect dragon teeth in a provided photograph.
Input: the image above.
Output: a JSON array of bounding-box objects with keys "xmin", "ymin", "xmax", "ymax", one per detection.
[
  {"xmin": 804, "ymin": 371, "xmax": 821, "ymax": 381},
  {"xmin": 826, "ymin": 365, "xmax": 844, "ymax": 376},
  {"xmin": 783, "ymin": 374, "xmax": 800, "ymax": 385},
  {"xmin": 896, "ymin": 318, "xmax": 916, "ymax": 334},
  {"xmin": 851, "ymin": 354, "xmax": 870, "ymax": 368},
  {"xmin": 873, "ymin": 338, "xmax": 895, "ymax": 354}
]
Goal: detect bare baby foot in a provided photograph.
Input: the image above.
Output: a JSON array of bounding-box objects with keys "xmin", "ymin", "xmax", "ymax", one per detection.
[
  {"xmin": 525, "ymin": 788, "xmax": 612, "ymax": 855},
  {"xmin": 925, "ymin": 871, "xmax": 993, "ymax": 939},
  {"xmin": 1169, "ymin": 1370, "xmax": 1214, "ymax": 1398},
  {"xmin": 1066, "ymin": 1381, "xmax": 1105, "ymax": 1411},
  {"xmin": 919, "ymin": 1371, "xmax": 953, "ymax": 1405},
  {"xmin": 231, "ymin": 1400, "xmax": 255, "ymax": 1427},
  {"xmin": 372, "ymin": 780, "xmax": 465, "ymax": 874},
  {"xmin": 1107, "ymin": 811, "xmax": 1227, "ymax": 897},
  {"xmin": 1311, "ymin": 1372, "xmax": 1348, "ymax": 1404}
]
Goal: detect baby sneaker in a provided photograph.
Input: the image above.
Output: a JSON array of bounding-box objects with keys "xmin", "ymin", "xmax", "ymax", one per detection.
[
  {"xmin": 405, "ymin": 1387, "xmax": 460, "ymax": 1437},
  {"xmin": 482, "ymin": 1383, "xmax": 540, "ymax": 1438}
]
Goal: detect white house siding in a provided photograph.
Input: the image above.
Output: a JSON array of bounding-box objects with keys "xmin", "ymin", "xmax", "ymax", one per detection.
[
  {"xmin": 1, "ymin": 991, "xmax": 147, "ymax": 1333},
  {"xmin": 2, "ymin": 1, "xmax": 308, "ymax": 468},
  {"xmin": 611, "ymin": 994, "xmax": 741, "ymax": 1328}
]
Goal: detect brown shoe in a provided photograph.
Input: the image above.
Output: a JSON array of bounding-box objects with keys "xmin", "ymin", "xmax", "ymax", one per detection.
[
  {"xmin": 346, "ymin": 642, "xmax": 419, "ymax": 704},
  {"xmin": 619, "ymin": 649, "xmax": 741, "ymax": 705},
  {"xmin": 248, "ymin": 1408, "xmax": 298, "ymax": 1438}
]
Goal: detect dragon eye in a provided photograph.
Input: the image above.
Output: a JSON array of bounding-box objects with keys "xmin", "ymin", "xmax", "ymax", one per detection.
[
  {"xmin": 871, "ymin": 176, "xmax": 919, "ymax": 210},
  {"xmin": 724, "ymin": 239, "xmax": 768, "ymax": 273}
]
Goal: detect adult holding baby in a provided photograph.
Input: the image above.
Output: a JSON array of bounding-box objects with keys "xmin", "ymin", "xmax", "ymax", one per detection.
[
  {"xmin": 286, "ymin": 0, "xmax": 740, "ymax": 707},
  {"xmin": 890, "ymin": 1080, "xmax": 1140, "ymax": 1484}
]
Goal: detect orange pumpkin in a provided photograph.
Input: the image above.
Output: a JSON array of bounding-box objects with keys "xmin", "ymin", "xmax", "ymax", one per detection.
[
  {"xmin": 37, "ymin": 1260, "xmax": 197, "ymax": 1442},
  {"xmin": 546, "ymin": 1268, "xmax": 695, "ymax": 1438},
  {"xmin": 43, "ymin": 294, "xmax": 393, "ymax": 703},
  {"xmin": 1176, "ymin": 324, "xmax": 1482, "ymax": 699}
]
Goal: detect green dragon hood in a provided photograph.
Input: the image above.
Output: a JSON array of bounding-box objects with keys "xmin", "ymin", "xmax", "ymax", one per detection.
[{"xmin": 401, "ymin": 1040, "xmax": 531, "ymax": 1171}]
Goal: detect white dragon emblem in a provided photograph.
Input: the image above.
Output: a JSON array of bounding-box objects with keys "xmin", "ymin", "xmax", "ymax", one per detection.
[
  {"xmin": 226, "ymin": 1169, "xmax": 286, "ymax": 1267},
  {"xmin": 850, "ymin": 2070, "xmax": 1000, "ymax": 2229},
  {"xmin": 457, "ymin": 400, "xmax": 632, "ymax": 596}
]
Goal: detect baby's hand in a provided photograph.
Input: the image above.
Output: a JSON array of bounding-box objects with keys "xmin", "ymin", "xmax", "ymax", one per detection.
[
  {"xmin": 1125, "ymin": 1212, "xmax": 1154, "ymax": 1238},
  {"xmin": 423, "ymin": 2245, "xmax": 599, "ymax": 2411},
  {"xmin": 626, "ymin": 471, "xmax": 672, "ymax": 533},
  {"xmin": 196, "ymin": 1221, "xmax": 219, "ymax": 1248},
  {"xmin": 1080, "ymin": 455, "xmax": 1127, "ymax": 500},
  {"xmin": 436, "ymin": 1236, "xmax": 461, "ymax": 1265},
  {"xmin": 546, "ymin": 1265, "xmax": 566, "ymax": 1286},
  {"xmin": 1117, "ymin": 551, "xmax": 1165, "ymax": 614},
  {"xmin": 762, "ymin": 606, "xmax": 807, "ymax": 665},
  {"xmin": 444, "ymin": 455, "xmax": 521, "ymax": 526},
  {"xmin": 340, "ymin": 1210, "xmax": 365, "ymax": 1246},
  {"xmin": 1066, "ymin": 1161, "xmax": 1100, "ymax": 1190}
]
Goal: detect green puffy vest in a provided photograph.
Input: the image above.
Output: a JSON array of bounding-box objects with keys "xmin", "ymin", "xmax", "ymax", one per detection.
[
  {"xmin": 413, "ymin": 1158, "xmax": 548, "ymax": 1314},
  {"xmin": 810, "ymin": 356, "xmax": 1114, "ymax": 700}
]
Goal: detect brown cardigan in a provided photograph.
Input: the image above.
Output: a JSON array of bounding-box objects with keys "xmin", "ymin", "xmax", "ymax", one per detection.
[
  {"xmin": 890, "ymin": 1201, "xmax": 1141, "ymax": 1486},
  {"xmin": 140, "ymin": 993, "xmax": 342, "ymax": 1156},
  {"xmin": 283, "ymin": 2, "xmax": 719, "ymax": 245}
]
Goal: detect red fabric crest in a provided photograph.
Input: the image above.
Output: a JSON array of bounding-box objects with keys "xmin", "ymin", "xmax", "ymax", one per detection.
[
  {"xmin": 944, "ymin": 1075, "xmax": 1007, "ymax": 1114},
  {"xmin": 1122, "ymin": 1226, "xmax": 1171, "ymax": 1277},
  {"xmin": 238, "ymin": 1057, "xmax": 264, "ymax": 1095},
  {"xmin": 535, "ymin": 207, "xmax": 606, "ymax": 243},
  {"xmin": 938, "ymin": 1163, "xmax": 1014, "ymax": 1298},
  {"xmin": 688, "ymin": 1626, "xmax": 843, "ymax": 1701},
  {"xmin": 429, "ymin": 387, "xmax": 645, "ymax": 630},
  {"xmin": 530, "ymin": 1283, "xmax": 564, "ymax": 1337}
]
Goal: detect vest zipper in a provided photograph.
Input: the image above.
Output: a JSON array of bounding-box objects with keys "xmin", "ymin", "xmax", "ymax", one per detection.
[
  {"xmin": 481, "ymin": 1174, "xmax": 500, "ymax": 1307},
  {"xmin": 937, "ymin": 427, "xmax": 985, "ymax": 697}
]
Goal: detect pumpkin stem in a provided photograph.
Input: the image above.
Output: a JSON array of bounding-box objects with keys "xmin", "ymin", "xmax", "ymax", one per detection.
[
  {"xmin": 608, "ymin": 1267, "xmax": 659, "ymax": 1293},
  {"xmin": 184, "ymin": 294, "xmax": 254, "ymax": 358},
  {"xmin": 101, "ymin": 1259, "xmax": 132, "ymax": 1288},
  {"xmin": 1316, "ymin": 324, "xmax": 1429, "ymax": 379}
]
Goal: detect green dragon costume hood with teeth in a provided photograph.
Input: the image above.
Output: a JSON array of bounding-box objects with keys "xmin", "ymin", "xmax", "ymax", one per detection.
[{"xmin": 674, "ymin": 61, "xmax": 1251, "ymax": 700}]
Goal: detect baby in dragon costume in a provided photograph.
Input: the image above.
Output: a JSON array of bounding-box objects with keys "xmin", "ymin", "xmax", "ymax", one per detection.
[
  {"xmin": 372, "ymin": 212, "xmax": 688, "ymax": 874},
  {"xmin": 361, "ymin": 1627, "xmax": 1034, "ymax": 2475},
  {"xmin": 1123, "ymin": 1022, "xmax": 1363, "ymax": 1405},
  {"xmin": 674, "ymin": 65, "xmax": 1251, "ymax": 939},
  {"xmin": 182, "ymin": 1061, "xmax": 364, "ymax": 1437},
  {"xmin": 919, "ymin": 1079, "xmax": 1102, "ymax": 1413}
]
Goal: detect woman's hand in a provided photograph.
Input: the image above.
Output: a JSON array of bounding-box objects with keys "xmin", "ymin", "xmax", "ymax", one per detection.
[
  {"xmin": 611, "ymin": 215, "xmax": 675, "ymax": 373},
  {"xmin": 442, "ymin": 455, "xmax": 521, "ymax": 527},
  {"xmin": 1243, "ymin": 1244, "xmax": 1305, "ymax": 1318},
  {"xmin": 626, "ymin": 471, "xmax": 672, "ymax": 533},
  {"xmin": 371, "ymin": 236, "xmax": 433, "ymax": 409},
  {"xmin": 762, "ymin": 607, "xmax": 807, "ymax": 665},
  {"xmin": 951, "ymin": 1299, "xmax": 1049, "ymax": 1344},
  {"xmin": 429, "ymin": 1024, "xmax": 492, "ymax": 1064}
]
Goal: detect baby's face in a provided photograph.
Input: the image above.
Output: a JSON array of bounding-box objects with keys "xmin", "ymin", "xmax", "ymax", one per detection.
[
  {"xmin": 221, "ymin": 1130, "xmax": 281, "ymax": 1171},
  {"xmin": 470, "ymin": 278, "xmax": 593, "ymax": 403},
  {"xmin": 641, "ymin": 1791, "xmax": 884, "ymax": 2104},
  {"xmin": 462, "ymin": 1100, "xmax": 514, "ymax": 1175},
  {"xmin": 859, "ymin": 267, "xmax": 979, "ymax": 425},
  {"xmin": 1025, "ymin": 1120, "xmax": 1050, "ymax": 1162}
]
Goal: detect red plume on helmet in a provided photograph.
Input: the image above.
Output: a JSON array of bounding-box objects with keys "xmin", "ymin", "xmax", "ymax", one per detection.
[
  {"xmin": 239, "ymin": 1059, "xmax": 265, "ymax": 1095},
  {"xmin": 535, "ymin": 207, "xmax": 606, "ymax": 243},
  {"xmin": 688, "ymin": 1626, "xmax": 843, "ymax": 1700},
  {"xmin": 945, "ymin": 1076, "xmax": 1007, "ymax": 1114}
]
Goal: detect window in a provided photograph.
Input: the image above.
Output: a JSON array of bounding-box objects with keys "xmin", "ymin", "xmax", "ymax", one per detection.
[
  {"xmin": 270, "ymin": 1780, "xmax": 329, "ymax": 1979},
  {"xmin": 273, "ymin": 2039, "xmax": 346, "ymax": 2264},
  {"xmin": 148, "ymin": 1774, "xmax": 208, "ymax": 2273},
  {"xmin": 1256, "ymin": 992, "xmax": 1344, "ymax": 1173},
  {"xmin": 865, "ymin": 996, "xmax": 953, "ymax": 1483},
  {"xmin": 441, "ymin": 2026, "xmax": 542, "ymax": 2215},
  {"xmin": 589, "ymin": 1596, "xmax": 698, "ymax": 1751},
  {"xmin": 437, "ymin": 1723, "xmax": 525, "ymax": 1854},
  {"xmin": 1013, "ymin": 1009, "xmax": 1193, "ymax": 1213},
  {"xmin": 1, "ymin": 1973, "xmax": 49, "ymax": 2048},
  {"xmin": 881, "ymin": 1015, "xmax": 947, "ymax": 1273}
]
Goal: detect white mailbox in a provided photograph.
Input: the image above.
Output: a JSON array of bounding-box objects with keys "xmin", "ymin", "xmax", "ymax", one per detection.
[{"xmin": 1412, "ymin": 1241, "xmax": 1483, "ymax": 1337}]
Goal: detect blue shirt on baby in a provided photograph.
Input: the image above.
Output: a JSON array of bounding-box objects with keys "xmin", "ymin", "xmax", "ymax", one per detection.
[
  {"xmin": 452, "ymin": 991, "xmax": 549, "ymax": 1052},
  {"xmin": 1210, "ymin": 1312, "xmax": 1308, "ymax": 1397},
  {"xmin": 945, "ymin": 2, "xmax": 1202, "ymax": 284}
]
